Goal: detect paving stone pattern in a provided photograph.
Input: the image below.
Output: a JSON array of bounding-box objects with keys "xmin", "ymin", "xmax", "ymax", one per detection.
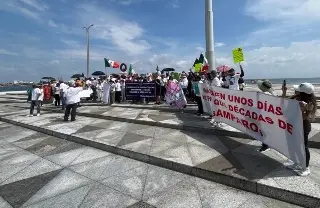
[
  {"xmin": 6, "ymin": 102, "xmax": 320, "ymax": 148},
  {"xmin": 1, "ymin": 105, "xmax": 320, "ymax": 204},
  {"xmin": 0, "ymin": 122, "xmax": 300, "ymax": 208}
]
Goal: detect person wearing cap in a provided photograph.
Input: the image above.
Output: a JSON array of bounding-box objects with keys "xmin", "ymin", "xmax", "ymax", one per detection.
[
  {"xmin": 256, "ymin": 80, "xmax": 274, "ymax": 152},
  {"xmin": 282, "ymin": 83, "xmax": 316, "ymax": 176}
]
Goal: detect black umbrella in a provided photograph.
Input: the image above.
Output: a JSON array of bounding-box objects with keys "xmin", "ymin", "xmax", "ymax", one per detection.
[
  {"xmin": 71, "ymin": 74, "xmax": 84, "ymax": 79},
  {"xmin": 41, "ymin": 77, "xmax": 55, "ymax": 80},
  {"xmin": 161, "ymin": 68, "xmax": 175, "ymax": 72},
  {"xmin": 92, "ymin": 71, "xmax": 105, "ymax": 76}
]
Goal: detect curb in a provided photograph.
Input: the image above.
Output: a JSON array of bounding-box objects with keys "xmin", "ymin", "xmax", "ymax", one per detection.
[{"xmin": 0, "ymin": 117, "xmax": 318, "ymax": 207}]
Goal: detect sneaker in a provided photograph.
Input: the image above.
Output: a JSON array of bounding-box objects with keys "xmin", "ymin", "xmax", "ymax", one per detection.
[
  {"xmin": 197, "ymin": 113, "xmax": 203, "ymax": 116},
  {"xmin": 295, "ymin": 167, "xmax": 310, "ymax": 176},
  {"xmin": 28, "ymin": 115, "xmax": 33, "ymax": 117},
  {"xmin": 258, "ymin": 146, "xmax": 270, "ymax": 152},
  {"xmin": 286, "ymin": 163, "xmax": 302, "ymax": 171},
  {"xmin": 36, "ymin": 114, "xmax": 40, "ymax": 116}
]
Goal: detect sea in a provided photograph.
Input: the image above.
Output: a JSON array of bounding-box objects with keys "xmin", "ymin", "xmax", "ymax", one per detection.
[{"xmin": 1, "ymin": 78, "xmax": 320, "ymax": 92}]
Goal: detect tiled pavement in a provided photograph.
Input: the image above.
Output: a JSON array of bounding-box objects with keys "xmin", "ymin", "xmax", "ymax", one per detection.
[
  {"xmin": 7, "ymin": 102, "xmax": 320, "ymax": 148},
  {"xmin": 0, "ymin": 122, "xmax": 300, "ymax": 208},
  {"xmin": 0, "ymin": 105, "xmax": 319, "ymax": 207}
]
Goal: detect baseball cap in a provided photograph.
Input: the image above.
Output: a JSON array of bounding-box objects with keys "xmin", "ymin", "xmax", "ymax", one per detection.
[{"xmin": 293, "ymin": 83, "xmax": 314, "ymax": 94}]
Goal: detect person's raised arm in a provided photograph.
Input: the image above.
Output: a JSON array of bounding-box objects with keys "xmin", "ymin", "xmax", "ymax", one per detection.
[{"xmin": 239, "ymin": 64, "xmax": 244, "ymax": 77}]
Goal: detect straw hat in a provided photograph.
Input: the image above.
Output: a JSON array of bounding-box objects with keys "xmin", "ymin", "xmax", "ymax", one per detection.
[{"xmin": 257, "ymin": 80, "xmax": 273, "ymax": 93}]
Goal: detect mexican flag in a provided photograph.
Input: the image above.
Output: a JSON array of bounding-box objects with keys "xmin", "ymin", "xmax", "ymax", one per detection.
[{"xmin": 104, "ymin": 58, "xmax": 120, "ymax": 68}]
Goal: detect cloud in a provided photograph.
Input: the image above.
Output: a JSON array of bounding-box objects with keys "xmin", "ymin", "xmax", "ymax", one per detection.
[
  {"xmin": 20, "ymin": 0, "xmax": 49, "ymax": 12},
  {"xmin": 48, "ymin": 20, "xmax": 57, "ymax": 27},
  {"xmin": 73, "ymin": 4, "xmax": 150, "ymax": 56},
  {"xmin": 0, "ymin": 0, "xmax": 48, "ymax": 21},
  {"xmin": 171, "ymin": 0, "xmax": 180, "ymax": 8},
  {"xmin": 0, "ymin": 49, "xmax": 18, "ymax": 56},
  {"xmin": 243, "ymin": 0, "xmax": 320, "ymax": 46},
  {"xmin": 245, "ymin": 0, "xmax": 320, "ymax": 24},
  {"xmin": 215, "ymin": 42, "xmax": 226, "ymax": 47}
]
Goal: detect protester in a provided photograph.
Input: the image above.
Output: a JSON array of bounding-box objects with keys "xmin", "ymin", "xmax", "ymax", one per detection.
[
  {"xmin": 39, "ymin": 85, "xmax": 44, "ymax": 106},
  {"xmin": 54, "ymin": 83, "xmax": 61, "ymax": 106},
  {"xmin": 102, "ymin": 79, "xmax": 111, "ymax": 104},
  {"xmin": 59, "ymin": 81, "xmax": 68, "ymax": 110},
  {"xmin": 64, "ymin": 83, "xmax": 83, "ymax": 121},
  {"xmin": 193, "ymin": 75, "xmax": 203, "ymax": 116},
  {"xmin": 28, "ymin": 84, "xmax": 41, "ymax": 117},
  {"xmin": 110, "ymin": 80, "xmax": 116, "ymax": 104},
  {"xmin": 97, "ymin": 80, "xmax": 103, "ymax": 102},
  {"xmin": 283, "ymin": 83, "xmax": 316, "ymax": 176},
  {"xmin": 155, "ymin": 77, "xmax": 161, "ymax": 104},
  {"xmin": 115, "ymin": 79, "xmax": 121, "ymax": 103},
  {"xmin": 180, "ymin": 74, "xmax": 188, "ymax": 96},
  {"xmin": 120, "ymin": 79, "xmax": 126, "ymax": 102},
  {"xmin": 256, "ymin": 80, "xmax": 274, "ymax": 152},
  {"xmin": 225, "ymin": 65, "xmax": 244, "ymax": 90}
]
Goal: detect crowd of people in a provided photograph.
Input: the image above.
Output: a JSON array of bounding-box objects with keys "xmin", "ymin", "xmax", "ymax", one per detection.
[{"xmin": 26, "ymin": 66, "xmax": 316, "ymax": 177}]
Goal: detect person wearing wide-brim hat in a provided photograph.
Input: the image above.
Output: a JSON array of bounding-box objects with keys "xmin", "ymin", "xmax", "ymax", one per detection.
[
  {"xmin": 256, "ymin": 79, "xmax": 274, "ymax": 153},
  {"xmin": 257, "ymin": 79, "xmax": 274, "ymax": 95}
]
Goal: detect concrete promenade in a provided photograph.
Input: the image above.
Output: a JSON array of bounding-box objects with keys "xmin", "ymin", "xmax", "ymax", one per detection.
[
  {"xmin": 0, "ymin": 100, "xmax": 319, "ymax": 207},
  {"xmin": 0, "ymin": 120, "xmax": 300, "ymax": 208}
]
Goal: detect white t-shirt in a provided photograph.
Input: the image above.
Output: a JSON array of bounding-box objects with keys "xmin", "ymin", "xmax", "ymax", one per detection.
[
  {"xmin": 39, "ymin": 89, "xmax": 44, "ymax": 101},
  {"xmin": 60, "ymin": 83, "xmax": 68, "ymax": 93},
  {"xmin": 180, "ymin": 78, "xmax": 188, "ymax": 88},
  {"xmin": 115, "ymin": 83, "xmax": 121, "ymax": 91},
  {"xmin": 86, "ymin": 80, "xmax": 91, "ymax": 86},
  {"xmin": 31, "ymin": 88, "xmax": 41, "ymax": 101},
  {"xmin": 54, "ymin": 86, "xmax": 60, "ymax": 95},
  {"xmin": 110, "ymin": 83, "xmax": 116, "ymax": 92},
  {"xmin": 65, "ymin": 87, "xmax": 83, "ymax": 105},
  {"xmin": 227, "ymin": 74, "xmax": 240, "ymax": 90},
  {"xmin": 212, "ymin": 77, "xmax": 221, "ymax": 87}
]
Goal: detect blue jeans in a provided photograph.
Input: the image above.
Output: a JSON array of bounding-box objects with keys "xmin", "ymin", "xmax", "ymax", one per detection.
[{"xmin": 30, "ymin": 100, "xmax": 40, "ymax": 115}]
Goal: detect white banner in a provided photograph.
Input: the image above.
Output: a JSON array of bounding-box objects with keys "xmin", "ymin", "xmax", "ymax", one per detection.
[
  {"xmin": 199, "ymin": 83, "xmax": 306, "ymax": 168},
  {"xmin": 79, "ymin": 90, "xmax": 92, "ymax": 98}
]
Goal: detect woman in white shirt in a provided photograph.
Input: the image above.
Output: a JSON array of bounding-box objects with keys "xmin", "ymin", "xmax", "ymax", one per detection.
[{"xmin": 115, "ymin": 80, "xmax": 122, "ymax": 103}]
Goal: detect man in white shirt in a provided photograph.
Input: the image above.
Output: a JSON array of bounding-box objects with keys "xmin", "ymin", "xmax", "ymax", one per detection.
[
  {"xmin": 59, "ymin": 81, "xmax": 68, "ymax": 110},
  {"xmin": 29, "ymin": 84, "xmax": 41, "ymax": 116},
  {"xmin": 63, "ymin": 83, "xmax": 83, "ymax": 121}
]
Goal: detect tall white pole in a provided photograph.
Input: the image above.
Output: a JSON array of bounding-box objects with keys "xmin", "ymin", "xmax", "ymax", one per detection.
[
  {"xmin": 83, "ymin": 24, "xmax": 94, "ymax": 78},
  {"xmin": 205, "ymin": 0, "xmax": 215, "ymax": 72},
  {"xmin": 86, "ymin": 28, "xmax": 89, "ymax": 78}
]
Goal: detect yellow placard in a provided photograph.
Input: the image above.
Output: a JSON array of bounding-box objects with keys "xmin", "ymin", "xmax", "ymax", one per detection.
[
  {"xmin": 194, "ymin": 63, "xmax": 202, "ymax": 72},
  {"xmin": 232, "ymin": 47, "xmax": 244, "ymax": 63}
]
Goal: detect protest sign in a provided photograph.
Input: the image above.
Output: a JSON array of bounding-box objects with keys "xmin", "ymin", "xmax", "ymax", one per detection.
[
  {"xmin": 125, "ymin": 82, "xmax": 155, "ymax": 100},
  {"xmin": 232, "ymin": 47, "xmax": 244, "ymax": 63},
  {"xmin": 199, "ymin": 83, "xmax": 306, "ymax": 168},
  {"xmin": 165, "ymin": 81, "xmax": 187, "ymax": 109}
]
